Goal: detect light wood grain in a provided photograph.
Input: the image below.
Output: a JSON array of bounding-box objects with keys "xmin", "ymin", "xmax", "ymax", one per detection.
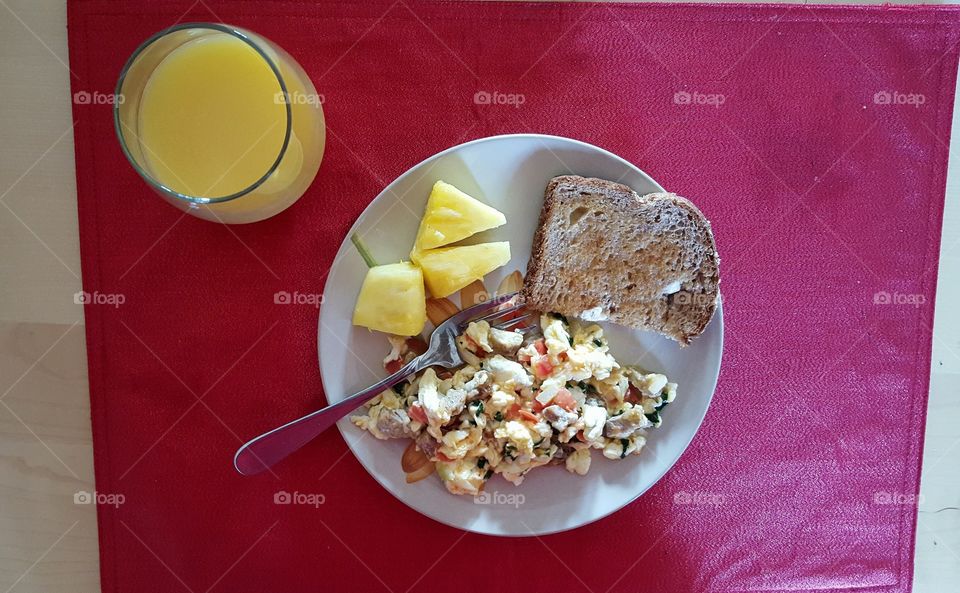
[
  {"xmin": 0, "ymin": 320, "xmax": 97, "ymax": 592},
  {"xmin": 0, "ymin": 0, "xmax": 957, "ymax": 592}
]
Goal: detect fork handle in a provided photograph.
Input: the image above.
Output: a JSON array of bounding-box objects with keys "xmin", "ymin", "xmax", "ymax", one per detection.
[{"xmin": 233, "ymin": 356, "xmax": 426, "ymax": 476}]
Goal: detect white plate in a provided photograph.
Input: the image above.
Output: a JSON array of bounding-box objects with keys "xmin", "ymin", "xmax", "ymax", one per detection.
[{"xmin": 318, "ymin": 134, "xmax": 723, "ymax": 536}]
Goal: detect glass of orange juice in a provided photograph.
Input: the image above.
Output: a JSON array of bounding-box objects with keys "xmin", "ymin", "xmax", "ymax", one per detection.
[{"xmin": 114, "ymin": 23, "xmax": 325, "ymax": 224}]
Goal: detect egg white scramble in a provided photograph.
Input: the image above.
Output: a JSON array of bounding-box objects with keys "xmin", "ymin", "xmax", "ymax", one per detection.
[{"xmin": 351, "ymin": 313, "xmax": 676, "ymax": 496}]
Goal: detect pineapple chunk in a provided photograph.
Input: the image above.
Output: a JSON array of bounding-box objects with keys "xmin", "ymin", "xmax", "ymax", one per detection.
[
  {"xmin": 412, "ymin": 181, "xmax": 507, "ymax": 253},
  {"xmin": 352, "ymin": 262, "xmax": 426, "ymax": 336},
  {"xmin": 412, "ymin": 242, "xmax": 511, "ymax": 298}
]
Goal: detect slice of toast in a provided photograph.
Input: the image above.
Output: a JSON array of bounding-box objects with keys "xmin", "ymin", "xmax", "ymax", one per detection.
[{"xmin": 520, "ymin": 175, "xmax": 719, "ymax": 345}]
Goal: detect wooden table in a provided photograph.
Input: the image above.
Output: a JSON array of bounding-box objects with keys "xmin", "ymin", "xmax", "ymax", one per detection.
[{"xmin": 1, "ymin": 0, "xmax": 957, "ymax": 591}]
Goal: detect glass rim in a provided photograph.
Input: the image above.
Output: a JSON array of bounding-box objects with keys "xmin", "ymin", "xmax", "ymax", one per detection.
[{"xmin": 113, "ymin": 22, "xmax": 293, "ymax": 205}]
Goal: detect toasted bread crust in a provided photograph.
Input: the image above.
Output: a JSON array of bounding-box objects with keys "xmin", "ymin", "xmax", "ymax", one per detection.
[{"xmin": 520, "ymin": 175, "xmax": 719, "ymax": 345}]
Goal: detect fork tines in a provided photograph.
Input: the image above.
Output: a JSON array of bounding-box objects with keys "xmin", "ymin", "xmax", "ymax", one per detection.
[
  {"xmin": 495, "ymin": 313, "xmax": 537, "ymax": 333},
  {"xmin": 450, "ymin": 292, "xmax": 539, "ymax": 334},
  {"xmin": 474, "ymin": 302, "xmax": 524, "ymax": 324},
  {"xmin": 471, "ymin": 303, "xmax": 536, "ymax": 333}
]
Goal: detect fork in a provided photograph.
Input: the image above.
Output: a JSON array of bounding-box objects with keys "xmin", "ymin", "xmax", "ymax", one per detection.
[{"xmin": 233, "ymin": 293, "xmax": 533, "ymax": 476}]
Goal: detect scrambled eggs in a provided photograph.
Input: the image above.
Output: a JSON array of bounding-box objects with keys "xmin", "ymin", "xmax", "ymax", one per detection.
[{"xmin": 351, "ymin": 313, "xmax": 677, "ymax": 496}]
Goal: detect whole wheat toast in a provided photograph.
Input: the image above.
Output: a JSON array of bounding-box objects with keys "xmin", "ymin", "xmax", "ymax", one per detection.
[{"xmin": 520, "ymin": 175, "xmax": 719, "ymax": 345}]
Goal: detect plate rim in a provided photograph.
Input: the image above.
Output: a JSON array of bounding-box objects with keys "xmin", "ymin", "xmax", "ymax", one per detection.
[{"xmin": 318, "ymin": 133, "xmax": 724, "ymax": 536}]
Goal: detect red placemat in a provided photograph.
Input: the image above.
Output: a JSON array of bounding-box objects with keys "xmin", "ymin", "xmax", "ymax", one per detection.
[{"xmin": 68, "ymin": 1, "xmax": 960, "ymax": 592}]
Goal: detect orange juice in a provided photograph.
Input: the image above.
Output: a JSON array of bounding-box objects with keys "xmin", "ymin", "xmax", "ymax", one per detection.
[
  {"xmin": 138, "ymin": 33, "xmax": 288, "ymax": 198},
  {"xmin": 116, "ymin": 24, "xmax": 325, "ymax": 223}
]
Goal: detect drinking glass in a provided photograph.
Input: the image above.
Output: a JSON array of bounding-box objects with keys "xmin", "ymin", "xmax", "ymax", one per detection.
[{"xmin": 115, "ymin": 23, "xmax": 325, "ymax": 224}]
